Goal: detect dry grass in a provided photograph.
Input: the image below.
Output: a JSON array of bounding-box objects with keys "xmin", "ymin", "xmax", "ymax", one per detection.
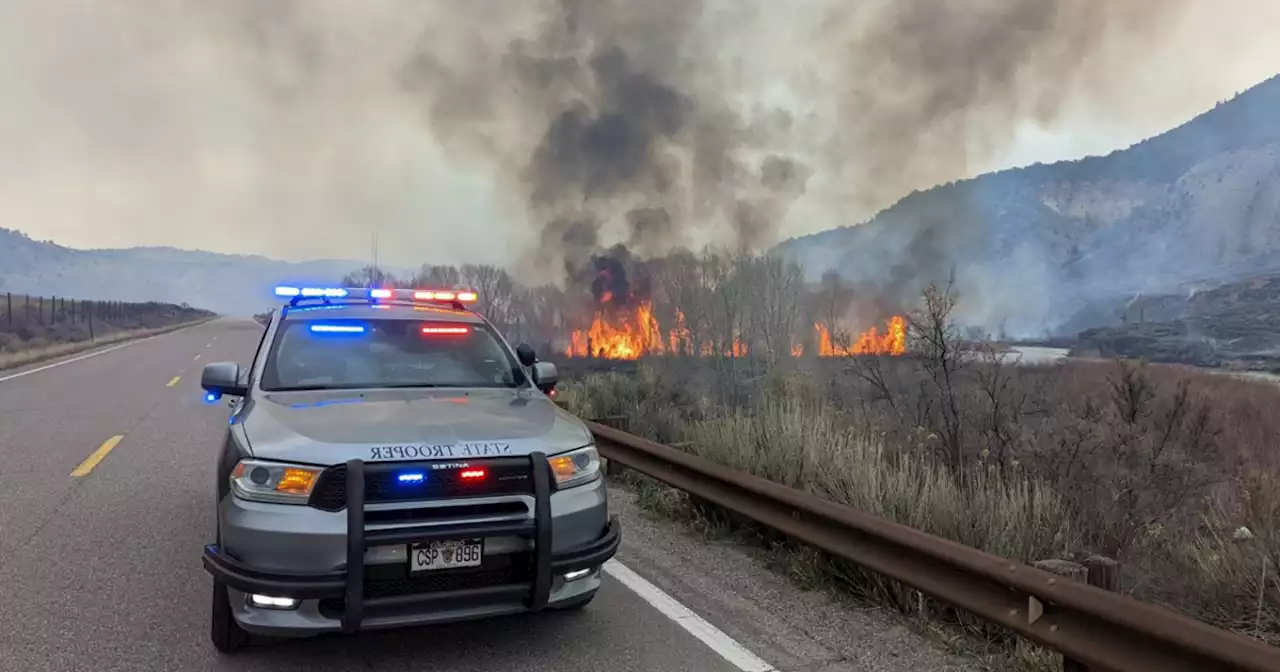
[
  {"xmin": 0, "ymin": 318, "xmax": 215, "ymax": 372},
  {"xmin": 558, "ymin": 353, "xmax": 1280, "ymax": 666}
]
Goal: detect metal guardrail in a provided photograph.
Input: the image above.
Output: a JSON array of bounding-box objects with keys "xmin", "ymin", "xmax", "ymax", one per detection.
[{"xmin": 584, "ymin": 419, "xmax": 1280, "ymax": 672}]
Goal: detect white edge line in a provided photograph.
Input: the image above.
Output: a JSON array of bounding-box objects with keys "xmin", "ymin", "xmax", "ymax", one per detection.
[
  {"xmin": 0, "ymin": 322, "xmax": 208, "ymax": 384},
  {"xmin": 604, "ymin": 560, "xmax": 777, "ymax": 672}
]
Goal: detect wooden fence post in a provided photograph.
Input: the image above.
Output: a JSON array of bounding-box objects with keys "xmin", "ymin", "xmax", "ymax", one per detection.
[{"xmin": 1049, "ymin": 556, "xmax": 1119, "ymax": 672}]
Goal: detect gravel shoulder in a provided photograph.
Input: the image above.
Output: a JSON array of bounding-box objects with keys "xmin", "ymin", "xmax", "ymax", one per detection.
[{"xmin": 608, "ymin": 484, "xmax": 979, "ymax": 672}]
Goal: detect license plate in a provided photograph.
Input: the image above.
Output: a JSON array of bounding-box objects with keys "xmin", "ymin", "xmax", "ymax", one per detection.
[{"xmin": 410, "ymin": 539, "xmax": 484, "ymax": 572}]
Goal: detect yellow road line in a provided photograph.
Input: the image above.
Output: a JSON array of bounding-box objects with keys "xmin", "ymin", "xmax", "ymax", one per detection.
[
  {"xmin": 166, "ymin": 376, "xmax": 181, "ymax": 387},
  {"xmin": 71, "ymin": 435, "xmax": 125, "ymax": 478}
]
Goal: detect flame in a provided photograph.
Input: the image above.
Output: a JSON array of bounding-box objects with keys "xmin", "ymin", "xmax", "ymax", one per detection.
[
  {"xmin": 566, "ymin": 301, "xmax": 665, "ymax": 360},
  {"xmin": 568, "ymin": 304, "xmax": 753, "ymax": 359},
  {"xmin": 565, "ymin": 303, "xmax": 906, "ymax": 359},
  {"xmin": 816, "ymin": 316, "xmax": 907, "ymax": 356}
]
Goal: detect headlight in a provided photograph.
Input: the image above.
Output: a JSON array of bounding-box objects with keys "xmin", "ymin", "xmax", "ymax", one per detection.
[
  {"xmin": 548, "ymin": 445, "xmax": 600, "ymax": 489},
  {"xmin": 229, "ymin": 459, "xmax": 324, "ymax": 504}
]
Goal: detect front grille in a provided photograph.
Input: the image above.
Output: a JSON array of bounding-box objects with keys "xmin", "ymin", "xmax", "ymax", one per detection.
[
  {"xmin": 309, "ymin": 457, "xmax": 533, "ymax": 511},
  {"xmin": 317, "ymin": 552, "xmax": 534, "ymax": 618},
  {"xmin": 364, "ymin": 500, "xmax": 528, "ymax": 525}
]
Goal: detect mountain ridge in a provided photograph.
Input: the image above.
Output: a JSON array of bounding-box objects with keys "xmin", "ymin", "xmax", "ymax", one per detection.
[
  {"xmin": 774, "ymin": 74, "xmax": 1280, "ymax": 337},
  {"xmin": 0, "ymin": 228, "xmax": 378, "ymax": 315}
]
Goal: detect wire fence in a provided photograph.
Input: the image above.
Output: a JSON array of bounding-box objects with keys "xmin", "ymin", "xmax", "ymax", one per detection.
[{"xmin": 0, "ymin": 293, "xmax": 212, "ymax": 351}]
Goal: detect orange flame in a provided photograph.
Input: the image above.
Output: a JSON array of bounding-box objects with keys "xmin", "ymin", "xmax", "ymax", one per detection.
[
  {"xmin": 566, "ymin": 301, "xmax": 665, "ymax": 360},
  {"xmin": 565, "ymin": 303, "xmax": 906, "ymax": 359},
  {"xmin": 815, "ymin": 316, "xmax": 907, "ymax": 356},
  {"xmin": 568, "ymin": 304, "xmax": 754, "ymax": 359}
]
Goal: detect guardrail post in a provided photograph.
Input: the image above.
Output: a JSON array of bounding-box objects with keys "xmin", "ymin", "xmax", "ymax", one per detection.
[
  {"xmin": 1086, "ymin": 555, "xmax": 1120, "ymax": 592},
  {"xmin": 594, "ymin": 415, "xmax": 631, "ymax": 478},
  {"xmin": 1045, "ymin": 556, "xmax": 1118, "ymax": 672}
]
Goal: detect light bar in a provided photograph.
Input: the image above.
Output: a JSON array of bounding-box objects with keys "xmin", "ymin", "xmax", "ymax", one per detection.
[
  {"xmin": 309, "ymin": 324, "xmax": 366, "ymax": 334},
  {"xmin": 273, "ymin": 286, "xmax": 478, "ymax": 304},
  {"xmin": 421, "ymin": 326, "xmax": 471, "ymax": 335},
  {"xmin": 459, "ymin": 468, "xmax": 487, "ymax": 481},
  {"xmin": 274, "ymin": 286, "xmax": 348, "ymax": 298},
  {"xmin": 412, "ymin": 289, "xmax": 478, "ymax": 303}
]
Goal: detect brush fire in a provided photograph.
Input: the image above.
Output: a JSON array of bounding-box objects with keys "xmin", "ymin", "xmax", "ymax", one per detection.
[{"xmin": 563, "ymin": 253, "xmax": 907, "ymax": 360}]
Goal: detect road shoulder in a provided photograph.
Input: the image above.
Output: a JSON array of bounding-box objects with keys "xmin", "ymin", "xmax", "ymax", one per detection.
[{"xmin": 608, "ymin": 484, "xmax": 977, "ymax": 672}]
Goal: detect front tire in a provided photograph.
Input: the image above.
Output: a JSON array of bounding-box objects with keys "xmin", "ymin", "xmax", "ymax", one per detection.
[{"xmin": 210, "ymin": 579, "xmax": 250, "ymax": 654}]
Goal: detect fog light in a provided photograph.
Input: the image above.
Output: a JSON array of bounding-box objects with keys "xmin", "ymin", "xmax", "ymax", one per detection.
[
  {"xmin": 247, "ymin": 594, "xmax": 300, "ymax": 610},
  {"xmin": 563, "ymin": 568, "xmax": 593, "ymax": 582}
]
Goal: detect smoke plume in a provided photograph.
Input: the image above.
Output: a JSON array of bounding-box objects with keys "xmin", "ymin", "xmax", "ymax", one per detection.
[
  {"xmin": 394, "ymin": 0, "xmax": 1224, "ymax": 297},
  {"xmin": 399, "ymin": 0, "xmax": 814, "ymax": 281},
  {"xmin": 822, "ymin": 0, "xmax": 1196, "ymax": 215}
]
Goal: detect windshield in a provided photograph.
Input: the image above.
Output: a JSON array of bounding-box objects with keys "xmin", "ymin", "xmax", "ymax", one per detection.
[{"xmin": 260, "ymin": 318, "xmax": 528, "ymax": 391}]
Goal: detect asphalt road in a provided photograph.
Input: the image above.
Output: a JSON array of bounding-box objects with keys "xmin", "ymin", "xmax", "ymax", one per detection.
[{"xmin": 0, "ymin": 319, "xmax": 747, "ymax": 672}]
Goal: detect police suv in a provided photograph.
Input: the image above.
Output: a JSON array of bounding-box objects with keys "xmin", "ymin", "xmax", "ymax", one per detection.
[{"xmin": 199, "ymin": 286, "xmax": 619, "ymax": 653}]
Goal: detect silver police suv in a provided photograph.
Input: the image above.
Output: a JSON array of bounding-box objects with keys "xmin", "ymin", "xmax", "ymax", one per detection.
[{"xmin": 198, "ymin": 286, "xmax": 619, "ymax": 653}]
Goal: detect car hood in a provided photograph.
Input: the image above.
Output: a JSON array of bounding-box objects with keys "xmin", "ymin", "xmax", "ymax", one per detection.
[{"xmin": 238, "ymin": 387, "xmax": 593, "ymax": 466}]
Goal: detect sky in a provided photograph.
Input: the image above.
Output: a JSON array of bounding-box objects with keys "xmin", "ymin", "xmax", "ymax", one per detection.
[{"xmin": 1, "ymin": 0, "xmax": 1279, "ymax": 274}]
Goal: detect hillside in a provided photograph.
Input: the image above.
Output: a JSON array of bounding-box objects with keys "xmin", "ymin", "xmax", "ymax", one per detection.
[
  {"xmin": 0, "ymin": 229, "xmax": 372, "ymax": 316},
  {"xmin": 1066, "ymin": 271, "xmax": 1280, "ymax": 369},
  {"xmin": 775, "ymin": 74, "xmax": 1280, "ymax": 338}
]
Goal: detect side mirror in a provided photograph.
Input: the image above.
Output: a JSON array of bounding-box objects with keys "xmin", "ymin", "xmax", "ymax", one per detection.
[
  {"xmin": 515, "ymin": 343, "xmax": 537, "ymax": 368},
  {"xmin": 201, "ymin": 362, "xmax": 247, "ymax": 401},
  {"xmin": 532, "ymin": 361, "xmax": 558, "ymax": 394}
]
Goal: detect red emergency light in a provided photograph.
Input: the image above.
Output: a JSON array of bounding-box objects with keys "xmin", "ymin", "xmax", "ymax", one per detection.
[{"xmin": 420, "ymin": 324, "xmax": 471, "ymax": 336}]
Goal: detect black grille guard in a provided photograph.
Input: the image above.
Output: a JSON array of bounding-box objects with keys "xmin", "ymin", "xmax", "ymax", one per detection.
[{"xmin": 200, "ymin": 451, "xmax": 621, "ymax": 635}]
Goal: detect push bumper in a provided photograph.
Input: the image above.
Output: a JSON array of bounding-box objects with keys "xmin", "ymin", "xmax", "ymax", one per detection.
[{"xmin": 202, "ymin": 451, "xmax": 621, "ymax": 635}]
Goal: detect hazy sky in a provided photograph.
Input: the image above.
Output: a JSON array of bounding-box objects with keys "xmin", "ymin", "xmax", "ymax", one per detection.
[{"xmin": 2, "ymin": 0, "xmax": 1279, "ymax": 273}]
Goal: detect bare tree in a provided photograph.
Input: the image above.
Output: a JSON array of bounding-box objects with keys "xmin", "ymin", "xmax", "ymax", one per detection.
[
  {"xmin": 656, "ymin": 250, "xmax": 715, "ymax": 356},
  {"xmin": 414, "ymin": 264, "xmax": 462, "ymax": 288},
  {"xmin": 460, "ymin": 264, "xmax": 515, "ymax": 329},
  {"xmin": 811, "ymin": 269, "xmax": 856, "ymax": 353},
  {"xmin": 704, "ymin": 248, "xmax": 746, "ymax": 359},
  {"xmin": 340, "ymin": 265, "xmax": 398, "ymax": 288},
  {"xmin": 910, "ymin": 276, "xmax": 966, "ymax": 472},
  {"xmin": 740, "ymin": 254, "xmax": 805, "ymax": 363}
]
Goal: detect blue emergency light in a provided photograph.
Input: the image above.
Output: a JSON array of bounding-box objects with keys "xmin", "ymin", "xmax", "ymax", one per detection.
[{"xmin": 309, "ymin": 324, "xmax": 366, "ymax": 334}]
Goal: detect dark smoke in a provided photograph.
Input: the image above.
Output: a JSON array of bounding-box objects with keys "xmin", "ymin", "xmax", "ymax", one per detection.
[
  {"xmin": 401, "ymin": 0, "xmax": 1209, "ymax": 316},
  {"xmin": 581, "ymin": 244, "xmax": 649, "ymax": 307},
  {"xmin": 400, "ymin": 0, "xmax": 811, "ymax": 281}
]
